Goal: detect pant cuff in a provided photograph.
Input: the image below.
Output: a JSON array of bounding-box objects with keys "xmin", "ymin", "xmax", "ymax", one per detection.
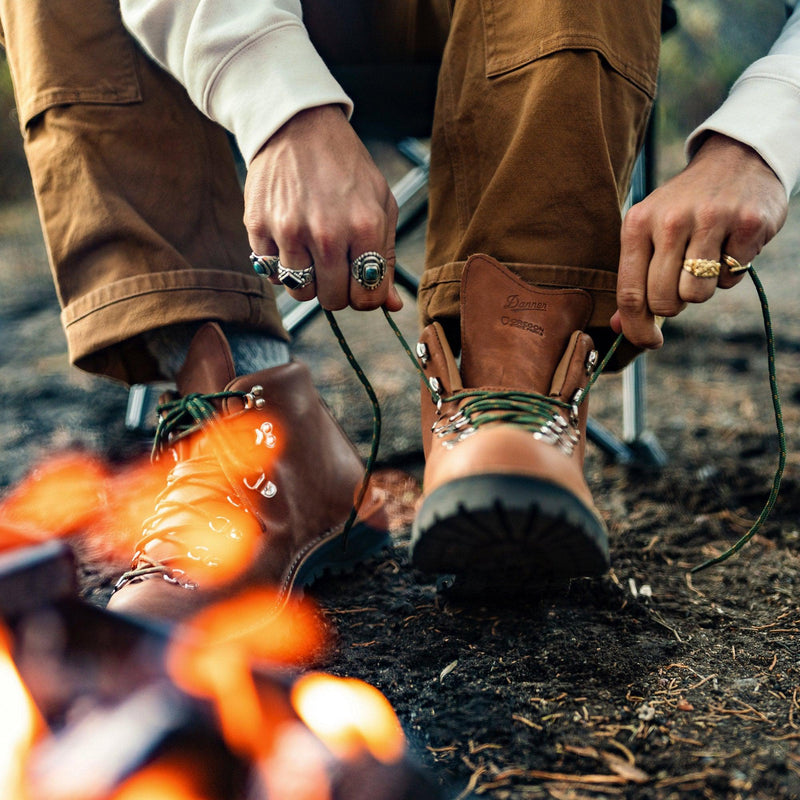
[{"xmin": 62, "ymin": 269, "xmax": 287, "ymax": 384}]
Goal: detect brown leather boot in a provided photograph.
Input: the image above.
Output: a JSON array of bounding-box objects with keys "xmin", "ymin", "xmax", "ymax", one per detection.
[
  {"xmin": 107, "ymin": 323, "xmax": 389, "ymax": 622},
  {"xmin": 410, "ymin": 254, "xmax": 609, "ymax": 590}
]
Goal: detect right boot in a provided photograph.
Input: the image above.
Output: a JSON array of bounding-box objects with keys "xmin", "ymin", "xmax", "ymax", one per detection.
[
  {"xmin": 107, "ymin": 322, "xmax": 389, "ymax": 622},
  {"xmin": 410, "ymin": 254, "xmax": 610, "ymax": 591}
]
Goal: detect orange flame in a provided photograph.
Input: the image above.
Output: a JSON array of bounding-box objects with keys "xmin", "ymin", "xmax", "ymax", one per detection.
[
  {"xmin": 0, "ymin": 453, "xmax": 109, "ymax": 550},
  {"xmin": 136, "ymin": 412, "xmax": 283, "ymax": 588},
  {"xmin": 0, "ymin": 451, "xmax": 178, "ymax": 566},
  {"xmin": 291, "ymin": 673, "xmax": 406, "ymax": 764},
  {"xmin": 95, "ymin": 455, "xmax": 172, "ymax": 557},
  {"xmin": 0, "ymin": 625, "xmax": 45, "ymax": 800},
  {"xmin": 255, "ymin": 721, "xmax": 333, "ymax": 800},
  {"xmin": 168, "ymin": 589, "xmax": 327, "ymax": 757},
  {"xmin": 110, "ymin": 761, "xmax": 211, "ymax": 800},
  {"xmin": 0, "ymin": 405, "xmax": 286, "ymax": 589}
]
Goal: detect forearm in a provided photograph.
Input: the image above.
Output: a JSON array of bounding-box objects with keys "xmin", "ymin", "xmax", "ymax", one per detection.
[{"xmin": 119, "ymin": 0, "xmax": 353, "ymax": 163}]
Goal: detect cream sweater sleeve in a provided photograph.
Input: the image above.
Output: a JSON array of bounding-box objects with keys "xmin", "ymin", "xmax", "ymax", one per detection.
[
  {"xmin": 119, "ymin": 0, "xmax": 353, "ymax": 164},
  {"xmin": 686, "ymin": 5, "xmax": 800, "ymax": 198}
]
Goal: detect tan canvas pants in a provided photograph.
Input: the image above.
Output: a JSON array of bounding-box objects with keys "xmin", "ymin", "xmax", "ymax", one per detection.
[{"xmin": 0, "ymin": 0, "xmax": 660, "ymax": 383}]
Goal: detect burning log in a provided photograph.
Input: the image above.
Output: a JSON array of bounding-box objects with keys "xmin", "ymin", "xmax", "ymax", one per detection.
[
  {"xmin": 0, "ymin": 543, "xmax": 456, "ymax": 800},
  {"xmin": 0, "ymin": 542, "xmax": 78, "ymax": 617}
]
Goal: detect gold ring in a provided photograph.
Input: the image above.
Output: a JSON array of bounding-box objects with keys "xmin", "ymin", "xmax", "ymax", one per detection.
[
  {"xmin": 682, "ymin": 258, "xmax": 721, "ymax": 278},
  {"xmin": 721, "ymin": 253, "xmax": 752, "ymax": 274}
]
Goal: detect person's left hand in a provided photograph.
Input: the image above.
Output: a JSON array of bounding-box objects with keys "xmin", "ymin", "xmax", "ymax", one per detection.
[{"xmin": 612, "ymin": 133, "xmax": 789, "ymax": 348}]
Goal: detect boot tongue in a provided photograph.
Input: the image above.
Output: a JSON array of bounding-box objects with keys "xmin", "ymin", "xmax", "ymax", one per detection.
[
  {"xmin": 460, "ymin": 254, "xmax": 593, "ymax": 393},
  {"xmin": 176, "ymin": 322, "xmax": 237, "ymax": 397}
]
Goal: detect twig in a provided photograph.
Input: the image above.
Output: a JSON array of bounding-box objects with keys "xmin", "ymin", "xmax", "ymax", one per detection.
[
  {"xmin": 687, "ymin": 673, "xmax": 718, "ymax": 691},
  {"xmin": 654, "ymin": 769, "xmax": 725, "ymax": 788},
  {"xmin": 512, "ymin": 714, "xmax": 544, "ymax": 731},
  {"xmin": 524, "ymin": 771, "xmax": 627, "ymax": 785},
  {"xmin": 454, "ymin": 766, "xmax": 487, "ymax": 800}
]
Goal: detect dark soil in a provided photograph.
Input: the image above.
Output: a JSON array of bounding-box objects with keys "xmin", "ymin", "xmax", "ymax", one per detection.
[{"xmin": 1, "ymin": 191, "xmax": 799, "ymax": 800}]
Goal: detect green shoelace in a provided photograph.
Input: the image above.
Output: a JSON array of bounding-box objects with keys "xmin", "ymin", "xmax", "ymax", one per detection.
[
  {"xmin": 324, "ymin": 266, "xmax": 785, "ymax": 574},
  {"xmin": 150, "ymin": 390, "xmax": 249, "ymax": 460},
  {"xmin": 690, "ymin": 267, "xmax": 786, "ymax": 573}
]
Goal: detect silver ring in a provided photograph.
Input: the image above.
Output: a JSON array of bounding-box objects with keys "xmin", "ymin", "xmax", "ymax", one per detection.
[
  {"xmin": 250, "ymin": 252, "xmax": 280, "ymax": 278},
  {"xmin": 277, "ymin": 261, "xmax": 315, "ymax": 290},
  {"xmin": 351, "ymin": 251, "xmax": 387, "ymax": 291}
]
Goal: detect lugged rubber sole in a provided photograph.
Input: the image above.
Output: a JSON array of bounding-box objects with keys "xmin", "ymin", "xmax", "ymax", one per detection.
[
  {"xmin": 292, "ymin": 522, "xmax": 392, "ymax": 593},
  {"xmin": 410, "ymin": 474, "xmax": 609, "ymax": 592}
]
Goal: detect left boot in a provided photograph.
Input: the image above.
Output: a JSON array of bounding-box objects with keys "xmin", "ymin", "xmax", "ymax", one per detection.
[
  {"xmin": 107, "ymin": 323, "xmax": 389, "ymax": 623},
  {"xmin": 410, "ymin": 254, "xmax": 609, "ymax": 590}
]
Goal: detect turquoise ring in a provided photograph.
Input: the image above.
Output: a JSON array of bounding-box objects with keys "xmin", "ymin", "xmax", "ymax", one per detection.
[{"xmin": 351, "ymin": 251, "xmax": 387, "ymax": 291}]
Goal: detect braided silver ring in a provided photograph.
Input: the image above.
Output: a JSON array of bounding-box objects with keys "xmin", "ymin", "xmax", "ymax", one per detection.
[
  {"xmin": 351, "ymin": 251, "xmax": 387, "ymax": 291},
  {"xmin": 277, "ymin": 261, "xmax": 315, "ymax": 290},
  {"xmin": 250, "ymin": 252, "xmax": 280, "ymax": 278}
]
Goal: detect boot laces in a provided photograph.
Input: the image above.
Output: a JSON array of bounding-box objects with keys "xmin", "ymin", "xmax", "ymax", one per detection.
[
  {"xmin": 115, "ymin": 389, "xmax": 254, "ymax": 592},
  {"xmin": 323, "ymin": 267, "xmax": 784, "ymax": 573},
  {"xmin": 430, "ymin": 389, "xmax": 581, "ymax": 453}
]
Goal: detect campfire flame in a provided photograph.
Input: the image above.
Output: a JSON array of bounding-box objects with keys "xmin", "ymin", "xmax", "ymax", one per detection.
[
  {"xmin": 168, "ymin": 589, "xmax": 327, "ymax": 757},
  {"xmin": 0, "ymin": 407, "xmax": 285, "ymax": 587},
  {"xmin": 110, "ymin": 762, "xmax": 210, "ymax": 800},
  {"xmin": 0, "ymin": 416, "xmax": 412, "ymax": 799},
  {"xmin": 0, "ymin": 625, "xmax": 44, "ymax": 800},
  {"xmin": 0, "ymin": 453, "xmax": 109, "ymax": 549},
  {"xmin": 0, "ymin": 451, "xmax": 169, "ymax": 565},
  {"xmin": 291, "ymin": 673, "xmax": 406, "ymax": 765}
]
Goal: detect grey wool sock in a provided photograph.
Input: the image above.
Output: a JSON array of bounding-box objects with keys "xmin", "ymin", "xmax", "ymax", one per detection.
[{"xmin": 143, "ymin": 322, "xmax": 290, "ymax": 382}]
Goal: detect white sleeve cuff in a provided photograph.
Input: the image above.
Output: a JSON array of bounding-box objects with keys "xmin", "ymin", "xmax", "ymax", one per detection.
[{"xmin": 203, "ymin": 22, "xmax": 353, "ymax": 164}]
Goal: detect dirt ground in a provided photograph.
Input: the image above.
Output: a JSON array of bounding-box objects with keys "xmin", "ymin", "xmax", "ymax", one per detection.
[{"xmin": 1, "ymin": 176, "xmax": 799, "ymax": 799}]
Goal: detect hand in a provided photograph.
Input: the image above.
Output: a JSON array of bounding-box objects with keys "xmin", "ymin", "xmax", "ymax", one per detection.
[
  {"xmin": 244, "ymin": 105, "xmax": 402, "ymax": 312},
  {"xmin": 612, "ymin": 133, "xmax": 788, "ymax": 348}
]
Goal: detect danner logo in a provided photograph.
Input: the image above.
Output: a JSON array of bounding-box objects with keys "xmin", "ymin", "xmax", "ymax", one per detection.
[
  {"xmin": 501, "ymin": 316, "xmax": 545, "ymax": 336},
  {"xmin": 503, "ymin": 295, "xmax": 549, "ymax": 311}
]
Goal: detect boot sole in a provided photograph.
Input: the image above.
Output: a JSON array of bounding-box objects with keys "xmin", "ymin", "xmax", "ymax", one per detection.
[
  {"xmin": 410, "ymin": 474, "xmax": 609, "ymax": 591},
  {"xmin": 291, "ymin": 521, "xmax": 392, "ymax": 594}
]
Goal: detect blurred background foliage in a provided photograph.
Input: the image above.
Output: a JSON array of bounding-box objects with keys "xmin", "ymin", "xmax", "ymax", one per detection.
[
  {"xmin": 658, "ymin": 0, "xmax": 787, "ymax": 144},
  {"xmin": 0, "ymin": 0, "xmax": 793, "ymax": 203},
  {"xmin": 0, "ymin": 45, "xmax": 30, "ymax": 203}
]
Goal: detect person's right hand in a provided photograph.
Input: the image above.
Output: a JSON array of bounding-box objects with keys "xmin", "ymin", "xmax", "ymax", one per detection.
[
  {"xmin": 244, "ymin": 105, "xmax": 402, "ymax": 312},
  {"xmin": 612, "ymin": 134, "xmax": 788, "ymax": 348}
]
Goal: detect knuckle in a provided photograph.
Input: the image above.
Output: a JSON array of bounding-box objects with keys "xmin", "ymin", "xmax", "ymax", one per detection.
[
  {"xmin": 620, "ymin": 204, "xmax": 651, "ymax": 241},
  {"xmin": 735, "ymin": 208, "xmax": 766, "ymax": 240},
  {"xmin": 289, "ymin": 287, "xmax": 316, "ymax": 303},
  {"xmin": 616, "ymin": 286, "xmax": 647, "ymax": 314},
  {"xmin": 648, "ymin": 299, "xmax": 680, "ymax": 317},
  {"xmin": 350, "ymin": 208, "xmax": 385, "ymax": 243},
  {"xmin": 679, "ymin": 284, "xmax": 713, "ymax": 304},
  {"xmin": 313, "ymin": 229, "xmax": 341, "ymax": 260},
  {"xmin": 274, "ymin": 215, "xmax": 304, "ymax": 245},
  {"xmin": 244, "ymin": 211, "xmax": 270, "ymax": 241},
  {"xmin": 693, "ymin": 202, "xmax": 721, "ymax": 234},
  {"xmin": 658, "ymin": 210, "xmax": 690, "ymax": 247},
  {"xmin": 320, "ymin": 296, "xmax": 347, "ymax": 311}
]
